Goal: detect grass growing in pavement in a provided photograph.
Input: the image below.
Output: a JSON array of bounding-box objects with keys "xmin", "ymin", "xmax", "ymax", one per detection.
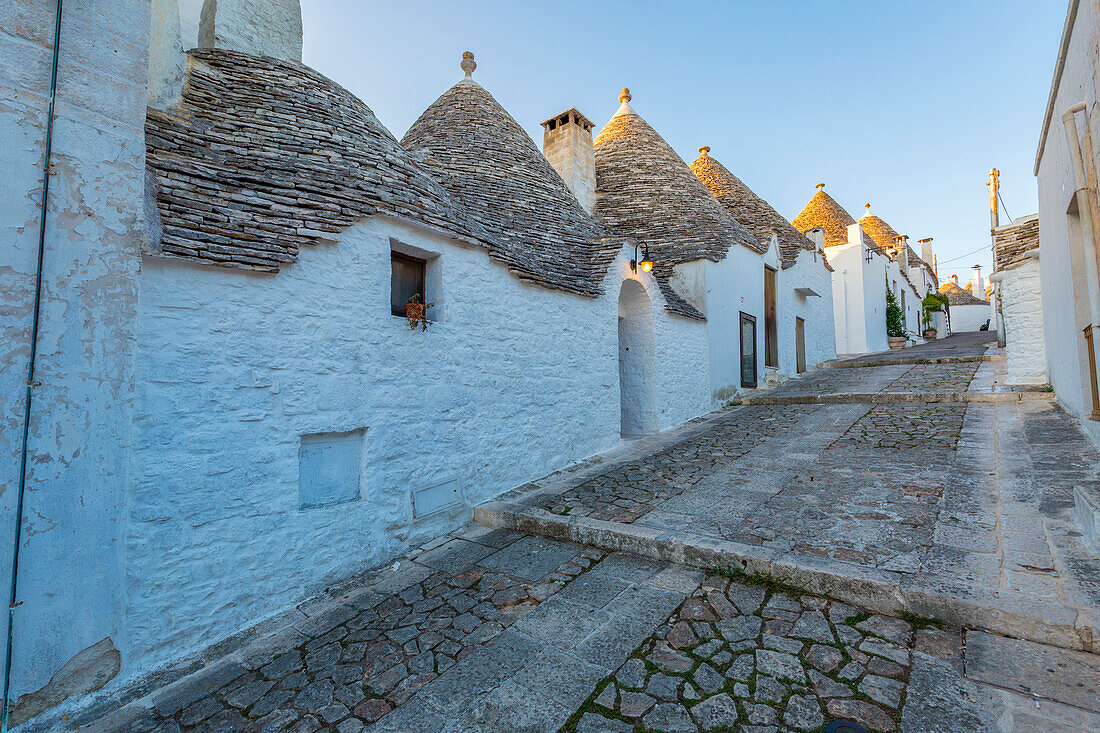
[{"xmin": 709, "ymin": 566, "xmax": 810, "ymax": 599}]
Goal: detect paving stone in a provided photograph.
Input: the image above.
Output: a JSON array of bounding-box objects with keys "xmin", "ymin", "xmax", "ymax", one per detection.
[
  {"xmin": 692, "ymin": 639, "xmax": 722, "ymax": 658},
  {"xmin": 178, "ymin": 697, "xmax": 223, "ymax": 726},
  {"xmin": 615, "ymin": 658, "xmax": 648, "ymax": 690},
  {"xmin": 805, "ymin": 644, "xmax": 843, "ymax": 674},
  {"xmin": 619, "ymin": 690, "xmax": 656, "ymax": 718},
  {"xmin": 826, "ymin": 698, "xmax": 897, "ymax": 731},
  {"xmin": 755, "ymin": 649, "xmax": 805, "ymax": 684},
  {"xmin": 717, "ymin": 614, "xmax": 762, "ymax": 642},
  {"xmin": 727, "ymin": 653, "xmax": 754, "ymax": 681},
  {"xmin": 808, "ymin": 669, "xmax": 853, "ymax": 698},
  {"xmin": 692, "ymin": 662, "xmax": 724, "ymax": 694},
  {"xmin": 511, "ymin": 647, "xmax": 608, "ymax": 710},
  {"xmin": 754, "ymin": 675, "xmax": 788, "ymax": 703},
  {"xmin": 745, "ymin": 703, "xmax": 778, "ymax": 725},
  {"xmin": 837, "ymin": 661, "xmax": 864, "ymax": 682},
  {"xmin": 594, "ymin": 684, "xmax": 617, "ymax": 710},
  {"xmin": 645, "ymin": 673, "xmax": 682, "ymax": 701},
  {"xmin": 788, "ymin": 610, "xmax": 836, "ymax": 644},
  {"xmin": 690, "ymin": 692, "xmax": 740, "ymax": 729},
  {"xmin": 859, "ymin": 638, "xmax": 910, "ymax": 666},
  {"xmin": 574, "ymin": 712, "xmax": 634, "ymax": 733},
  {"xmin": 783, "ymin": 694, "xmax": 825, "ymax": 731},
  {"xmin": 857, "ymin": 615, "xmax": 914, "ymax": 646},
  {"xmin": 826, "ymin": 602, "xmax": 860, "ymax": 626},
  {"xmin": 859, "ymin": 673, "xmax": 906, "ymax": 708},
  {"xmin": 726, "ymin": 585, "xmax": 766, "ymax": 615},
  {"xmin": 649, "ymin": 645, "xmax": 694, "ymax": 673},
  {"xmin": 353, "ymin": 698, "xmax": 393, "ymax": 723},
  {"xmin": 762, "ymin": 633, "xmax": 803, "ymax": 655},
  {"xmin": 643, "ymin": 702, "xmax": 697, "ymax": 732},
  {"xmin": 867, "ymin": 656, "xmax": 906, "ymax": 679},
  {"xmin": 556, "ymin": 572, "xmax": 631, "ymax": 609}
]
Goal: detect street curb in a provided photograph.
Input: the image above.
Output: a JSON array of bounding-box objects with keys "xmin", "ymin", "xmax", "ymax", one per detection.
[
  {"xmin": 739, "ymin": 390, "xmax": 1055, "ymax": 406},
  {"xmin": 820, "ymin": 354, "xmax": 1006, "ymax": 369},
  {"xmin": 473, "ymin": 503, "xmax": 1097, "ymax": 655}
]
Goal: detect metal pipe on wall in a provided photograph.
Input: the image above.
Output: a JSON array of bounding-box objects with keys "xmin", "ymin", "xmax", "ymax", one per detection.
[{"xmin": 3, "ymin": 2, "xmax": 64, "ymax": 729}]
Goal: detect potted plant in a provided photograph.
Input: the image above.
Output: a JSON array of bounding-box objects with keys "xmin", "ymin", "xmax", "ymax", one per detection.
[
  {"xmin": 921, "ymin": 292, "xmax": 947, "ymax": 340},
  {"xmin": 921, "ymin": 309, "xmax": 937, "ymax": 341},
  {"xmin": 886, "ymin": 286, "xmax": 907, "ymax": 349},
  {"xmin": 404, "ymin": 293, "xmax": 434, "ymax": 331}
]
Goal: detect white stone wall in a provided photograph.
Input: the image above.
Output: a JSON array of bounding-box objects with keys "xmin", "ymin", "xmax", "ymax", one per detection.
[
  {"xmin": 0, "ymin": 0, "xmax": 148, "ymax": 718},
  {"xmin": 197, "ymin": 0, "xmax": 302, "ymax": 62},
  {"xmin": 779, "ymin": 247, "xmax": 837, "ymax": 374},
  {"xmin": 128, "ymin": 218, "xmax": 711, "ymax": 678},
  {"xmin": 999, "ymin": 259, "xmax": 1048, "ymax": 385},
  {"xmin": 1036, "ymin": 0, "xmax": 1100, "ymax": 424},
  {"xmin": 703, "ymin": 247, "xmax": 764, "ymax": 399},
  {"xmin": 950, "ymin": 304, "xmax": 993, "ymax": 332}
]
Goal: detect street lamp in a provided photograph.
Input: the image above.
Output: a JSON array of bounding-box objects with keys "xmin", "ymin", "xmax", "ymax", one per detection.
[{"xmin": 630, "ymin": 242, "xmax": 653, "ymax": 273}]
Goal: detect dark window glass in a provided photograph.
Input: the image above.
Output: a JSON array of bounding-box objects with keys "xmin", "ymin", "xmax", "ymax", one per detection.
[
  {"xmin": 740, "ymin": 312, "xmax": 757, "ymax": 388},
  {"xmin": 764, "ymin": 266, "xmax": 778, "ymax": 367},
  {"xmin": 391, "ymin": 252, "xmax": 426, "ymax": 317}
]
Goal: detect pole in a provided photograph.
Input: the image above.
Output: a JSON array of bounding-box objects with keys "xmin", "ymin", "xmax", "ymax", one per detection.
[{"xmin": 988, "ymin": 168, "xmax": 1007, "ymax": 347}]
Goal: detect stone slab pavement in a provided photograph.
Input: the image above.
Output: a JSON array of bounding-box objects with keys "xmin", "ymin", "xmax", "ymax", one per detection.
[
  {"xmin": 61, "ymin": 528, "xmax": 1100, "ymax": 733},
  {"xmin": 827, "ymin": 332, "xmax": 999, "ymax": 366},
  {"xmin": 478, "ymin": 350, "xmax": 1099, "ymax": 655}
]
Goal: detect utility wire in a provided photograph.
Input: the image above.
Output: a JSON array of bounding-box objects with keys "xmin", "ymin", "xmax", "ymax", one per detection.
[
  {"xmin": 936, "ymin": 244, "xmax": 993, "ymax": 265},
  {"xmin": 997, "ymin": 191, "xmax": 1013, "ymax": 223}
]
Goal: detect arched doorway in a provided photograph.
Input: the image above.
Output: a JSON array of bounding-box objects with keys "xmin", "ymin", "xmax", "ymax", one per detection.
[{"xmin": 618, "ymin": 279, "xmax": 658, "ymax": 437}]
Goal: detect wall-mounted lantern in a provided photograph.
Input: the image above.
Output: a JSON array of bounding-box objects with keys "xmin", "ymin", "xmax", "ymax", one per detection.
[{"xmin": 630, "ymin": 242, "xmax": 653, "ymax": 273}]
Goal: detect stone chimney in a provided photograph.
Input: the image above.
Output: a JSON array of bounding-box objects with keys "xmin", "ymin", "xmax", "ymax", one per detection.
[
  {"xmin": 541, "ymin": 108, "xmax": 596, "ymax": 214},
  {"xmin": 918, "ymin": 237, "xmax": 934, "ymax": 267},
  {"xmin": 971, "ymin": 264, "xmax": 984, "ymax": 300},
  {"xmin": 149, "ymin": 0, "xmax": 186, "ymax": 110},
  {"xmin": 950, "ymin": 274, "xmax": 959, "ymax": 285},
  {"xmin": 199, "ymin": 0, "xmax": 303, "ymax": 62}
]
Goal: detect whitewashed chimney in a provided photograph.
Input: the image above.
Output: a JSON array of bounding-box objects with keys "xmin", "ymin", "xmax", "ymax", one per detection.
[
  {"xmin": 199, "ymin": 0, "xmax": 303, "ymax": 62},
  {"xmin": 971, "ymin": 264, "xmax": 984, "ymax": 299},
  {"xmin": 148, "ymin": 0, "xmax": 186, "ymax": 110},
  {"xmin": 919, "ymin": 237, "xmax": 934, "ymax": 267},
  {"xmin": 541, "ymin": 108, "xmax": 597, "ymax": 214}
]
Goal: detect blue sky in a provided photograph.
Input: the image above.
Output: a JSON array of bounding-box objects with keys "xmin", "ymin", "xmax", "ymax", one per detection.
[{"xmin": 227, "ymin": 2, "xmax": 1064, "ymax": 277}]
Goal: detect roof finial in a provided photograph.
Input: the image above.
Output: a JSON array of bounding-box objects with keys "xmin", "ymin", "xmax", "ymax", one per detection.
[
  {"xmin": 815, "ymin": 183, "xmax": 825, "ymax": 190},
  {"xmin": 619, "ymin": 88, "xmax": 631, "ymax": 103},
  {"xmin": 461, "ymin": 51, "xmax": 476, "ymax": 78},
  {"xmin": 699, "ymin": 146, "xmax": 710, "ymax": 156},
  {"xmin": 865, "ymin": 203, "xmax": 871, "ymax": 213}
]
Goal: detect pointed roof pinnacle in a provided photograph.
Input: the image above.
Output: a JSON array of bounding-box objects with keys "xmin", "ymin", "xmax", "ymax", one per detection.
[
  {"xmin": 461, "ymin": 51, "xmax": 476, "ymax": 78},
  {"xmin": 619, "ymin": 88, "xmax": 631, "ymax": 102},
  {"xmin": 816, "ymin": 183, "xmax": 825, "ymax": 190},
  {"xmin": 699, "ymin": 146, "xmax": 710, "ymax": 156}
]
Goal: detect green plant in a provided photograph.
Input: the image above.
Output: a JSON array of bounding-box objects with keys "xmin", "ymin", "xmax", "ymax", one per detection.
[
  {"xmin": 885, "ymin": 286, "xmax": 907, "ymax": 338},
  {"xmin": 405, "ymin": 293, "xmax": 435, "ymax": 331}
]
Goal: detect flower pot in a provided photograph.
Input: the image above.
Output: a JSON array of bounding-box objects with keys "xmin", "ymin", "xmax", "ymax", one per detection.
[
  {"xmin": 888, "ymin": 337, "xmax": 906, "ymax": 350},
  {"xmin": 923, "ymin": 329, "xmax": 937, "ymax": 341},
  {"xmin": 405, "ymin": 301, "xmax": 425, "ymax": 329}
]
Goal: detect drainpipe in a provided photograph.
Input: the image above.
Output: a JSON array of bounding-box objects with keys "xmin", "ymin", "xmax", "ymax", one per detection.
[
  {"xmin": 1062, "ymin": 101, "xmax": 1100, "ymax": 419},
  {"xmin": 3, "ymin": 2, "xmax": 63, "ymax": 729}
]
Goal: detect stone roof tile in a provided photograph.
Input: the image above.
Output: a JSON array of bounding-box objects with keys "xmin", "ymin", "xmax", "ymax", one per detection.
[
  {"xmin": 792, "ymin": 186, "xmax": 884, "ymax": 256},
  {"xmin": 689, "ymin": 147, "xmax": 814, "ymax": 267},
  {"xmin": 593, "ymin": 90, "xmax": 760, "ymax": 319},
  {"xmin": 401, "ymin": 56, "xmax": 615, "ymax": 296},
  {"xmin": 993, "ymin": 214, "xmax": 1040, "ymax": 271},
  {"xmin": 145, "ymin": 49, "xmax": 490, "ymax": 272}
]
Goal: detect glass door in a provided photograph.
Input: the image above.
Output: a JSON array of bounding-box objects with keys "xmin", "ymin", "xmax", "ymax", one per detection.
[{"xmin": 740, "ymin": 312, "xmax": 757, "ymax": 388}]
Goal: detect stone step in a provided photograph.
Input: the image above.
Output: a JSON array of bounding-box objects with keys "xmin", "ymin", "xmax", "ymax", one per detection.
[
  {"xmin": 473, "ymin": 503, "xmax": 1099, "ymax": 656},
  {"xmin": 740, "ymin": 389, "xmax": 1054, "ymax": 406},
  {"xmin": 820, "ymin": 353, "xmax": 1006, "ymax": 369},
  {"xmin": 964, "ymin": 630, "xmax": 1100, "ymax": 712}
]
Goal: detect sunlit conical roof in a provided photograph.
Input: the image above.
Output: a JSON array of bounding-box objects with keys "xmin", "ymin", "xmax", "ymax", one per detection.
[
  {"xmin": 401, "ymin": 53, "xmax": 615, "ymax": 296},
  {"xmin": 690, "ymin": 147, "xmax": 813, "ymax": 267},
  {"xmin": 593, "ymin": 89, "xmax": 759, "ymax": 318},
  {"xmin": 792, "ymin": 185, "xmax": 883, "ymax": 255}
]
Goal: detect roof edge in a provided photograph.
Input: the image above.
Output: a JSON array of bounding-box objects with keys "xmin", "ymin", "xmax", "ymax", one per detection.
[{"xmin": 1035, "ymin": 0, "xmax": 1081, "ymax": 175}]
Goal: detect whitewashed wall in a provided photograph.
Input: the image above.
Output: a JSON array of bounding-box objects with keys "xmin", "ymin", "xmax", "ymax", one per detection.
[
  {"xmin": 778, "ymin": 245, "xmax": 836, "ymax": 373},
  {"xmin": 0, "ymin": 0, "xmax": 148, "ymax": 720},
  {"xmin": 997, "ymin": 259, "xmax": 1048, "ymax": 384},
  {"xmin": 702, "ymin": 247, "xmax": 764, "ymax": 399},
  {"xmin": 129, "ymin": 217, "xmax": 710, "ymax": 679},
  {"xmin": 950, "ymin": 304, "xmax": 993, "ymax": 332},
  {"xmin": 1036, "ymin": 0, "xmax": 1100, "ymax": 429}
]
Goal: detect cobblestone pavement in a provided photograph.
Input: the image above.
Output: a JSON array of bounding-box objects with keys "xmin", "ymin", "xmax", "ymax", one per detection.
[
  {"xmin": 80, "ymin": 539, "xmax": 1100, "ymax": 733},
  {"xmin": 828, "ymin": 404, "xmax": 966, "ymax": 451},
  {"xmin": 879, "ymin": 362, "xmax": 980, "ymax": 393},
  {"xmin": 832, "ymin": 332, "xmax": 996, "ymax": 364},
  {"xmin": 545, "ymin": 406, "xmax": 820, "ymax": 523}
]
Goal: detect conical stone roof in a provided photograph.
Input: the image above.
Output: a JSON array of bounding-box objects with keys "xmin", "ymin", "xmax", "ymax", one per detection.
[
  {"xmin": 145, "ymin": 49, "xmax": 490, "ymax": 272},
  {"xmin": 690, "ymin": 147, "xmax": 813, "ymax": 267},
  {"xmin": 401, "ymin": 54, "xmax": 615, "ymax": 296},
  {"xmin": 792, "ymin": 186, "xmax": 884, "ymax": 255},
  {"xmin": 593, "ymin": 90, "xmax": 760, "ymax": 319},
  {"xmin": 858, "ymin": 205, "xmax": 901, "ymax": 254}
]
